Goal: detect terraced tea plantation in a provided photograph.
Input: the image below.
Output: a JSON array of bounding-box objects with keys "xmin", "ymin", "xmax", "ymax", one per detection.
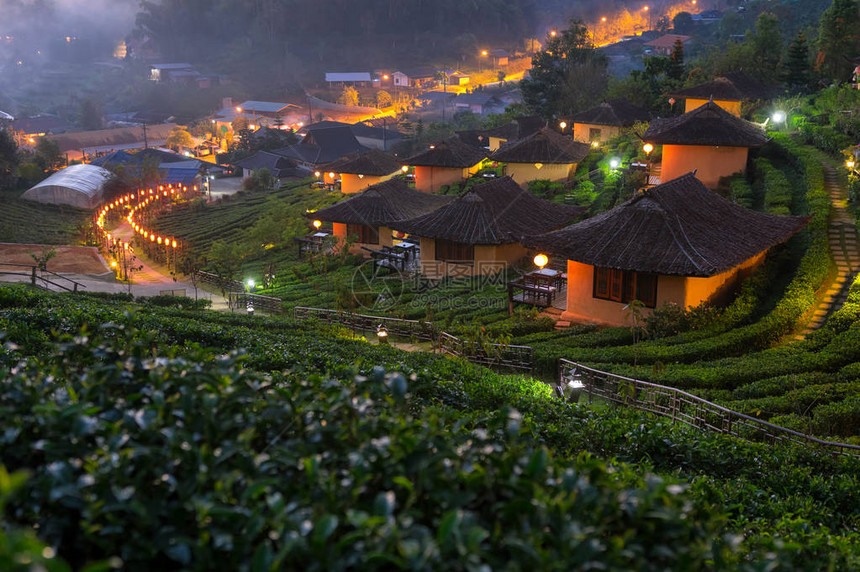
[
  {"xmin": 2, "ymin": 285, "xmax": 860, "ymax": 569},
  {"xmin": 0, "ymin": 189, "xmax": 91, "ymax": 244}
]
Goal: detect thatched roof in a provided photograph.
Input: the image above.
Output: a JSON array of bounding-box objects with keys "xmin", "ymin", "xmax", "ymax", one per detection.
[
  {"xmin": 669, "ymin": 71, "xmax": 774, "ymax": 102},
  {"xmin": 642, "ymin": 101, "xmax": 769, "ymax": 148},
  {"xmin": 321, "ymin": 149, "xmax": 403, "ymax": 176},
  {"xmin": 571, "ymin": 98, "xmax": 651, "ymax": 127},
  {"xmin": 406, "ymin": 137, "xmax": 487, "ymax": 168},
  {"xmin": 484, "ymin": 115, "xmax": 545, "ymax": 140},
  {"xmin": 311, "ymin": 178, "xmax": 453, "ymax": 226},
  {"xmin": 390, "ymin": 176, "xmax": 585, "ymax": 245},
  {"xmin": 525, "ymin": 172, "xmax": 808, "ymax": 277},
  {"xmin": 490, "ymin": 127, "xmax": 591, "ymax": 164}
]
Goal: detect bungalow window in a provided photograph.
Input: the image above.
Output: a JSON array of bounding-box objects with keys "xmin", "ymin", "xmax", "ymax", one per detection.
[
  {"xmin": 435, "ymin": 239, "xmax": 474, "ymax": 264},
  {"xmin": 346, "ymin": 223, "xmax": 378, "ymax": 245},
  {"xmin": 589, "ymin": 127, "xmax": 602, "ymax": 141},
  {"xmin": 593, "ymin": 267, "xmax": 658, "ymax": 308}
]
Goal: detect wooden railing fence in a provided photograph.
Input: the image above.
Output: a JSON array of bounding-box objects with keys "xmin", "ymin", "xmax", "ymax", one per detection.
[
  {"xmin": 559, "ymin": 359, "xmax": 860, "ymax": 458},
  {"xmin": 230, "ymin": 292, "xmax": 284, "ymax": 314},
  {"xmin": 439, "ymin": 332, "xmax": 534, "ymax": 372},
  {"xmin": 0, "ymin": 263, "xmax": 86, "ymax": 293},
  {"xmin": 193, "ymin": 271, "xmax": 243, "ymax": 292},
  {"xmin": 293, "ymin": 306, "xmax": 435, "ymax": 341}
]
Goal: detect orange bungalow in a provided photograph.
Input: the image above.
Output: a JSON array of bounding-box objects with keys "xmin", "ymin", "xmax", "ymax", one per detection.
[
  {"xmin": 669, "ymin": 71, "xmax": 773, "ymax": 117},
  {"xmin": 391, "ymin": 176, "xmax": 584, "ymax": 279},
  {"xmin": 310, "ymin": 178, "xmax": 452, "ymax": 255},
  {"xmin": 490, "ymin": 127, "xmax": 591, "ymax": 187},
  {"xmin": 570, "ymin": 98, "xmax": 651, "ymax": 144},
  {"xmin": 525, "ymin": 173, "xmax": 807, "ymax": 327},
  {"xmin": 642, "ymin": 100, "xmax": 769, "ymax": 189},
  {"xmin": 406, "ymin": 137, "xmax": 487, "ymax": 192},
  {"xmin": 482, "ymin": 115, "xmax": 545, "ymax": 151},
  {"xmin": 321, "ymin": 149, "xmax": 405, "ymax": 194}
]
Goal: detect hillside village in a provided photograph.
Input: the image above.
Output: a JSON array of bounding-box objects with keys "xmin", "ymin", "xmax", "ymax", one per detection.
[{"xmin": 2, "ymin": 0, "xmax": 860, "ymax": 568}]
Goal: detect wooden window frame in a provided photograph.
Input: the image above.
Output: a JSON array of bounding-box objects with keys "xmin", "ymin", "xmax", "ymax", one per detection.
[
  {"xmin": 593, "ymin": 267, "xmax": 658, "ymax": 308},
  {"xmin": 346, "ymin": 223, "xmax": 379, "ymax": 245},
  {"xmin": 435, "ymin": 239, "xmax": 474, "ymax": 264}
]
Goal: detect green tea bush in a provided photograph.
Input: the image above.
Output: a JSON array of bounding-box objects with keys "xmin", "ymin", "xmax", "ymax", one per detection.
[{"xmin": 0, "ymin": 326, "xmax": 739, "ymax": 570}]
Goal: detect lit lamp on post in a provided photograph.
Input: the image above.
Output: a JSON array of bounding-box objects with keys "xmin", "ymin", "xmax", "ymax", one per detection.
[
  {"xmin": 558, "ymin": 121, "xmax": 567, "ymax": 132},
  {"xmin": 643, "ymin": 143, "xmax": 654, "ymax": 183},
  {"xmin": 312, "ymin": 219, "xmax": 322, "ymax": 231},
  {"xmin": 772, "ymin": 110, "xmax": 786, "ymax": 131},
  {"xmin": 534, "ymin": 253, "xmax": 548, "ymax": 270},
  {"xmin": 848, "ymin": 159, "xmax": 856, "ymax": 172},
  {"xmin": 376, "ymin": 323, "xmax": 389, "ymax": 345}
]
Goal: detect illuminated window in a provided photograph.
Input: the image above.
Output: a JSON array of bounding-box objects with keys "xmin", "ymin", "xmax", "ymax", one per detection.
[
  {"xmin": 593, "ymin": 267, "xmax": 657, "ymax": 307},
  {"xmin": 435, "ymin": 239, "xmax": 474, "ymax": 264}
]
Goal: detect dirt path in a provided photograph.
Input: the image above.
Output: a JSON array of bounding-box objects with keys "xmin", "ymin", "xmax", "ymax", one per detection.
[{"xmin": 796, "ymin": 164, "xmax": 859, "ymax": 338}]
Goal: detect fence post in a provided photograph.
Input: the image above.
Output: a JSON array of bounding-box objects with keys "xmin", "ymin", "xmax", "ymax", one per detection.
[{"xmin": 31, "ymin": 266, "xmax": 36, "ymax": 286}]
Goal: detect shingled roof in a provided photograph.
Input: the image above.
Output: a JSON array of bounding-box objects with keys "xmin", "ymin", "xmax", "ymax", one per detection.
[
  {"xmin": 525, "ymin": 172, "xmax": 807, "ymax": 277},
  {"xmin": 669, "ymin": 71, "xmax": 774, "ymax": 102},
  {"xmin": 490, "ymin": 127, "xmax": 591, "ymax": 164},
  {"xmin": 406, "ymin": 137, "xmax": 487, "ymax": 168},
  {"xmin": 321, "ymin": 149, "xmax": 404, "ymax": 176},
  {"xmin": 234, "ymin": 151, "xmax": 311, "ymax": 179},
  {"xmin": 390, "ymin": 176, "xmax": 585, "ymax": 245},
  {"xmin": 311, "ymin": 178, "xmax": 453, "ymax": 226},
  {"xmin": 571, "ymin": 98, "xmax": 652, "ymax": 127},
  {"xmin": 642, "ymin": 100, "xmax": 769, "ymax": 147}
]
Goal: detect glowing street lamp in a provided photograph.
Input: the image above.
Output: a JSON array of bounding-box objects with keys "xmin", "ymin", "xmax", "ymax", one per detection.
[
  {"xmin": 549, "ymin": 30, "xmax": 557, "ymax": 37},
  {"xmin": 534, "ymin": 253, "xmax": 548, "ymax": 269},
  {"xmin": 401, "ymin": 165, "xmax": 409, "ymax": 173},
  {"xmin": 559, "ymin": 121, "xmax": 567, "ymax": 131},
  {"xmin": 376, "ymin": 324, "xmax": 389, "ymax": 344},
  {"xmin": 480, "ymin": 49, "xmax": 488, "ymax": 73},
  {"xmin": 848, "ymin": 159, "xmax": 856, "ymax": 170},
  {"xmin": 246, "ymin": 279, "xmax": 255, "ymax": 292},
  {"xmin": 313, "ymin": 219, "xmax": 322, "ymax": 230},
  {"xmin": 772, "ymin": 110, "xmax": 786, "ymax": 124},
  {"xmin": 609, "ymin": 158, "xmax": 621, "ymax": 170},
  {"xmin": 643, "ymin": 143, "xmax": 654, "ymax": 155}
]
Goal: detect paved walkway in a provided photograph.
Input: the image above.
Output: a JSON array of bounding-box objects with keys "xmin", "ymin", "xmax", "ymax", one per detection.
[{"xmin": 797, "ymin": 164, "xmax": 859, "ymax": 338}]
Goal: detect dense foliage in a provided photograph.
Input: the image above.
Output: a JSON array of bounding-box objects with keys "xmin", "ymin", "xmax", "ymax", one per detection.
[{"xmin": 4, "ymin": 286, "xmax": 860, "ymax": 568}]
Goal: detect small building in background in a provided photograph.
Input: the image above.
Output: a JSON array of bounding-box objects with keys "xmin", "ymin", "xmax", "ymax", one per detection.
[
  {"xmin": 321, "ymin": 149, "xmax": 404, "ymax": 194},
  {"xmin": 21, "ymin": 164, "xmax": 112, "ymax": 209},
  {"xmin": 391, "ymin": 69, "xmax": 437, "ymax": 88},
  {"xmin": 233, "ymin": 151, "xmax": 312, "ymax": 183},
  {"xmin": 311, "ymin": 178, "xmax": 453, "ymax": 255},
  {"xmin": 643, "ymin": 34, "xmax": 691, "ymax": 56},
  {"xmin": 149, "ymin": 63, "xmax": 196, "ymax": 82},
  {"xmin": 325, "ymin": 72, "xmax": 373, "ymax": 87},
  {"xmin": 391, "ymin": 176, "xmax": 584, "ymax": 278},
  {"xmin": 490, "ymin": 127, "xmax": 591, "ymax": 186},
  {"xmin": 452, "ymin": 92, "xmax": 505, "ymax": 115},
  {"xmin": 525, "ymin": 173, "xmax": 808, "ymax": 326},
  {"xmin": 570, "ymin": 98, "xmax": 651, "ymax": 144},
  {"xmin": 47, "ymin": 123, "xmax": 178, "ymax": 162},
  {"xmin": 642, "ymin": 100, "xmax": 768, "ymax": 189},
  {"xmin": 668, "ymin": 71, "xmax": 774, "ymax": 116},
  {"xmin": 406, "ymin": 138, "xmax": 487, "ymax": 192}
]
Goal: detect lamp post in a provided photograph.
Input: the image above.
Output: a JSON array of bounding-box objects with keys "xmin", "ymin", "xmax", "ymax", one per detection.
[
  {"xmin": 559, "ymin": 121, "xmax": 567, "ymax": 132},
  {"xmin": 480, "ymin": 50, "xmax": 488, "ymax": 73},
  {"xmin": 377, "ymin": 323, "xmax": 389, "ymax": 344},
  {"xmin": 643, "ymin": 143, "xmax": 654, "ymax": 183},
  {"xmin": 534, "ymin": 253, "xmax": 548, "ymax": 270}
]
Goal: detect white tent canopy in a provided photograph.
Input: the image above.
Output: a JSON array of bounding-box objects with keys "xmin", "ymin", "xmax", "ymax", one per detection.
[{"xmin": 21, "ymin": 164, "xmax": 112, "ymax": 209}]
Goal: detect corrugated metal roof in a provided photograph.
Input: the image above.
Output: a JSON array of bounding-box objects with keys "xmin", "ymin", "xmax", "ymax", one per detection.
[
  {"xmin": 239, "ymin": 101, "xmax": 294, "ymax": 114},
  {"xmin": 325, "ymin": 72, "xmax": 372, "ymax": 82}
]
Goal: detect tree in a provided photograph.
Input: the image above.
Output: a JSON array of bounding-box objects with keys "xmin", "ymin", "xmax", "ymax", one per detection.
[
  {"xmin": 521, "ymin": 19, "xmax": 609, "ymax": 119},
  {"xmin": 338, "ymin": 86, "xmax": 360, "ymax": 107},
  {"xmin": 376, "ymin": 90, "xmax": 392, "ymax": 108},
  {"xmin": 784, "ymin": 32, "xmax": 811, "ymax": 93},
  {"xmin": 79, "ymin": 98, "xmax": 103, "ymax": 130},
  {"xmin": 34, "ymin": 138, "xmax": 62, "ymax": 171},
  {"xmin": 165, "ymin": 127, "xmax": 195, "ymax": 153},
  {"xmin": 668, "ymin": 39, "xmax": 685, "ymax": 81},
  {"xmin": 208, "ymin": 239, "xmax": 246, "ymax": 297},
  {"xmin": 0, "ymin": 129, "xmax": 18, "ymax": 190},
  {"xmin": 672, "ymin": 12, "xmax": 694, "ymax": 35},
  {"xmin": 751, "ymin": 12, "xmax": 782, "ymax": 75},
  {"xmin": 232, "ymin": 116, "xmax": 250, "ymax": 132},
  {"xmin": 817, "ymin": 0, "xmax": 860, "ymax": 82}
]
